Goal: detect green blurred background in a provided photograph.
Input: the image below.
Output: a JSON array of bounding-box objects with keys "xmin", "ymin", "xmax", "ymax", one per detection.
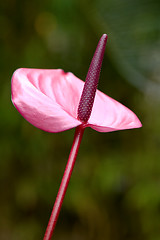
[{"xmin": 0, "ymin": 0, "xmax": 160, "ymax": 239}]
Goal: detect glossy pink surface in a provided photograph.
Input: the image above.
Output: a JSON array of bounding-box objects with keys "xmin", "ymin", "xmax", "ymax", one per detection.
[{"xmin": 11, "ymin": 68, "xmax": 142, "ymax": 132}]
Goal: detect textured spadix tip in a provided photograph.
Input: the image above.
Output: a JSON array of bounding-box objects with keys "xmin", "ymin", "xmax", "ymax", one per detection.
[{"xmin": 77, "ymin": 34, "xmax": 108, "ymax": 123}]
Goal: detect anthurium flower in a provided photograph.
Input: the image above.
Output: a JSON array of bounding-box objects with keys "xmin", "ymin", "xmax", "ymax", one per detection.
[{"xmin": 11, "ymin": 34, "xmax": 142, "ymax": 240}]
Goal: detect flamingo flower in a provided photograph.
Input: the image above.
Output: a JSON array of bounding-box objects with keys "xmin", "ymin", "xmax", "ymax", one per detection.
[{"xmin": 11, "ymin": 34, "xmax": 142, "ymax": 240}]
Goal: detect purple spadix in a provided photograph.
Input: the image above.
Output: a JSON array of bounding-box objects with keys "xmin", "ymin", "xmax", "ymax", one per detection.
[{"xmin": 77, "ymin": 34, "xmax": 108, "ymax": 123}]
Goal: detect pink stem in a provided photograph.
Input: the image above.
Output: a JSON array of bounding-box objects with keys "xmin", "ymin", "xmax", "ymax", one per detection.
[{"xmin": 43, "ymin": 125, "xmax": 85, "ymax": 240}]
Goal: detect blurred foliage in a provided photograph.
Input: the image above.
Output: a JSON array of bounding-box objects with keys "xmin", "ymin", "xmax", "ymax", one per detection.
[{"xmin": 0, "ymin": 0, "xmax": 160, "ymax": 239}]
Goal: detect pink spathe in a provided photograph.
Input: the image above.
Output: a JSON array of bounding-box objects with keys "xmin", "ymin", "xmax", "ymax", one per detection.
[{"xmin": 11, "ymin": 68, "xmax": 142, "ymax": 133}]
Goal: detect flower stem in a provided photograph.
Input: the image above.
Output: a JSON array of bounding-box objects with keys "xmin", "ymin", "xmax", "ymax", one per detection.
[{"xmin": 43, "ymin": 125, "xmax": 85, "ymax": 240}]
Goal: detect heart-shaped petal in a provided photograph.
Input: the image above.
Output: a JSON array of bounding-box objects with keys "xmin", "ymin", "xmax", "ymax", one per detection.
[
  {"xmin": 11, "ymin": 68, "xmax": 142, "ymax": 133},
  {"xmin": 11, "ymin": 68, "xmax": 82, "ymax": 132}
]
